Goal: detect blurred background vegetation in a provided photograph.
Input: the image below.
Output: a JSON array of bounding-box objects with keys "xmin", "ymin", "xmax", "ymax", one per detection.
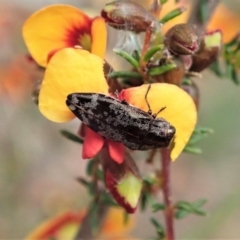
[{"xmin": 0, "ymin": 0, "xmax": 240, "ymax": 239}]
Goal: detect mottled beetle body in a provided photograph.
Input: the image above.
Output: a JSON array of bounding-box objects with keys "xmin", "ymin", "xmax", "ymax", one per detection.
[{"xmin": 66, "ymin": 93, "xmax": 175, "ymax": 150}]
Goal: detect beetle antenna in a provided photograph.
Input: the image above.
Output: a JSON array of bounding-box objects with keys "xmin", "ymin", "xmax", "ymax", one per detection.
[{"xmin": 145, "ymin": 84, "xmax": 152, "ymax": 115}]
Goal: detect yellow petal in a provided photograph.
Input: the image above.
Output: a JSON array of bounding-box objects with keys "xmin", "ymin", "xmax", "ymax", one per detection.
[
  {"xmin": 39, "ymin": 48, "xmax": 109, "ymax": 122},
  {"xmin": 22, "ymin": 5, "xmax": 92, "ymax": 67},
  {"xmin": 121, "ymin": 83, "xmax": 197, "ymax": 160},
  {"xmin": 91, "ymin": 17, "xmax": 107, "ymax": 58}
]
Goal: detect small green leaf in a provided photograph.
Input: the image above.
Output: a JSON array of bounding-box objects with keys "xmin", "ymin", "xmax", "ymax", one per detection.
[
  {"xmin": 184, "ymin": 126, "xmax": 213, "ymax": 154},
  {"xmin": 89, "ymin": 203, "xmax": 99, "ymax": 233},
  {"xmin": 132, "ymin": 50, "xmax": 141, "ymax": 62},
  {"xmin": 176, "ymin": 201, "xmax": 193, "ymax": 211},
  {"xmin": 225, "ymin": 34, "xmax": 240, "ymax": 48},
  {"xmin": 96, "ymin": 170, "xmax": 104, "ymax": 181},
  {"xmin": 160, "ymin": 7, "xmax": 186, "ymax": 24},
  {"xmin": 124, "ymin": 212, "xmax": 130, "ymax": 225},
  {"xmin": 143, "ymin": 176, "xmax": 156, "ymax": 186},
  {"xmin": 76, "ymin": 177, "xmax": 89, "ymax": 187},
  {"xmin": 183, "ymin": 146, "xmax": 202, "ymax": 154},
  {"xmin": 175, "ymin": 199, "xmax": 207, "ymax": 219},
  {"xmin": 144, "ymin": 45, "xmax": 164, "ymax": 62},
  {"xmin": 152, "ymin": 203, "xmax": 165, "ymax": 212},
  {"xmin": 199, "ymin": 0, "xmax": 209, "ymax": 23},
  {"xmin": 161, "ymin": 0, "xmax": 168, "ymax": 4},
  {"xmin": 231, "ymin": 66, "xmax": 239, "ymax": 85},
  {"xmin": 88, "ymin": 182, "xmax": 96, "ymax": 196},
  {"xmin": 182, "ymin": 78, "xmax": 192, "ymax": 85},
  {"xmin": 86, "ymin": 159, "xmax": 95, "ymax": 176},
  {"xmin": 210, "ymin": 61, "xmax": 222, "ymax": 77},
  {"xmin": 188, "ymin": 126, "xmax": 214, "ymax": 145},
  {"xmin": 114, "ymin": 49, "xmax": 140, "ymax": 69},
  {"xmin": 150, "ymin": 218, "xmax": 162, "ymax": 228},
  {"xmin": 192, "ymin": 198, "xmax": 208, "ymax": 209},
  {"xmin": 175, "ymin": 209, "xmax": 190, "ymax": 219},
  {"xmin": 150, "ymin": 218, "xmax": 165, "ymax": 239},
  {"xmin": 101, "ymin": 192, "xmax": 118, "ymax": 206},
  {"xmin": 140, "ymin": 192, "xmax": 153, "ymax": 211},
  {"xmin": 148, "ymin": 63, "xmax": 176, "ymax": 76},
  {"xmin": 193, "ymin": 209, "xmax": 207, "ymax": 216},
  {"xmin": 108, "ymin": 71, "xmax": 142, "ymax": 79},
  {"xmin": 60, "ymin": 130, "xmax": 84, "ymax": 144}
]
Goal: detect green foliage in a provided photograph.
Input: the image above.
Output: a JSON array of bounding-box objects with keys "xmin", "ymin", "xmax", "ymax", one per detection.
[
  {"xmin": 144, "ymin": 45, "xmax": 164, "ymax": 62},
  {"xmin": 132, "ymin": 50, "xmax": 141, "ymax": 62},
  {"xmin": 89, "ymin": 202, "xmax": 100, "ymax": 233},
  {"xmin": 160, "ymin": 7, "xmax": 186, "ymax": 24},
  {"xmin": 114, "ymin": 49, "xmax": 140, "ymax": 69},
  {"xmin": 199, "ymin": 0, "xmax": 209, "ymax": 23},
  {"xmin": 140, "ymin": 191, "xmax": 152, "ymax": 211},
  {"xmin": 86, "ymin": 159, "xmax": 95, "ymax": 176},
  {"xmin": 148, "ymin": 63, "xmax": 176, "ymax": 76},
  {"xmin": 211, "ymin": 34, "xmax": 240, "ymax": 84},
  {"xmin": 152, "ymin": 203, "xmax": 165, "ymax": 212},
  {"xmin": 175, "ymin": 199, "xmax": 207, "ymax": 219},
  {"xmin": 184, "ymin": 126, "xmax": 213, "ymax": 154},
  {"xmin": 150, "ymin": 218, "xmax": 165, "ymax": 239},
  {"xmin": 60, "ymin": 130, "xmax": 84, "ymax": 144},
  {"xmin": 161, "ymin": 0, "xmax": 168, "ymax": 4}
]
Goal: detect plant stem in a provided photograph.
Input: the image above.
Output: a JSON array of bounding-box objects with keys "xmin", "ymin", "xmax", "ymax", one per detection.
[{"xmin": 160, "ymin": 148, "xmax": 175, "ymax": 240}]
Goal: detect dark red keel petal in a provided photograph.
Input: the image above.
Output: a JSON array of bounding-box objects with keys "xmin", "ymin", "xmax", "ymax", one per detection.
[{"xmin": 82, "ymin": 127, "xmax": 104, "ymax": 159}]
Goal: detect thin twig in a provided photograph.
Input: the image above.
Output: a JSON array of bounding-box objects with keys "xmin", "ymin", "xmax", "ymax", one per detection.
[{"xmin": 160, "ymin": 148, "xmax": 174, "ymax": 240}]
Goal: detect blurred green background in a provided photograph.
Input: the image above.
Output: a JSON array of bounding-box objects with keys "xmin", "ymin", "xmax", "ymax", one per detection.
[{"xmin": 0, "ymin": 0, "xmax": 240, "ymax": 239}]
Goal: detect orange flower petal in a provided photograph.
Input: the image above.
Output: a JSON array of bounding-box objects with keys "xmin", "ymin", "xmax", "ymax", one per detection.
[
  {"xmin": 39, "ymin": 48, "xmax": 109, "ymax": 122},
  {"xmin": 91, "ymin": 17, "xmax": 107, "ymax": 58},
  {"xmin": 82, "ymin": 127, "xmax": 104, "ymax": 159},
  {"xmin": 101, "ymin": 208, "xmax": 134, "ymax": 237},
  {"xmin": 23, "ymin": 5, "xmax": 93, "ymax": 67},
  {"xmin": 207, "ymin": 3, "xmax": 240, "ymax": 43},
  {"xmin": 107, "ymin": 139, "xmax": 125, "ymax": 164},
  {"xmin": 25, "ymin": 211, "xmax": 85, "ymax": 240},
  {"xmin": 120, "ymin": 83, "xmax": 197, "ymax": 161},
  {"xmin": 25, "ymin": 208, "xmax": 133, "ymax": 240}
]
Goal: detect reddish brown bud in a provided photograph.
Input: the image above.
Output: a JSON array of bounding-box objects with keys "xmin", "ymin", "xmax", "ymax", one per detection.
[
  {"xmin": 190, "ymin": 30, "xmax": 222, "ymax": 72},
  {"xmin": 101, "ymin": 1, "xmax": 157, "ymax": 33},
  {"xmin": 154, "ymin": 58, "xmax": 185, "ymax": 85},
  {"xmin": 164, "ymin": 24, "xmax": 201, "ymax": 55}
]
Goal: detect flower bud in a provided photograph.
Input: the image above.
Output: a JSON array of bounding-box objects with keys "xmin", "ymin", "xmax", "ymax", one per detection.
[
  {"xmin": 101, "ymin": 1, "xmax": 158, "ymax": 33},
  {"xmin": 100, "ymin": 148, "xmax": 142, "ymax": 213},
  {"xmin": 164, "ymin": 24, "xmax": 200, "ymax": 55},
  {"xmin": 190, "ymin": 30, "xmax": 222, "ymax": 72}
]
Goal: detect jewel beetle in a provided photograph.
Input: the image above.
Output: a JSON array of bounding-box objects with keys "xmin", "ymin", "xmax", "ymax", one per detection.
[{"xmin": 66, "ymin": 85, "xmax": 175, "ymax": 150}]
